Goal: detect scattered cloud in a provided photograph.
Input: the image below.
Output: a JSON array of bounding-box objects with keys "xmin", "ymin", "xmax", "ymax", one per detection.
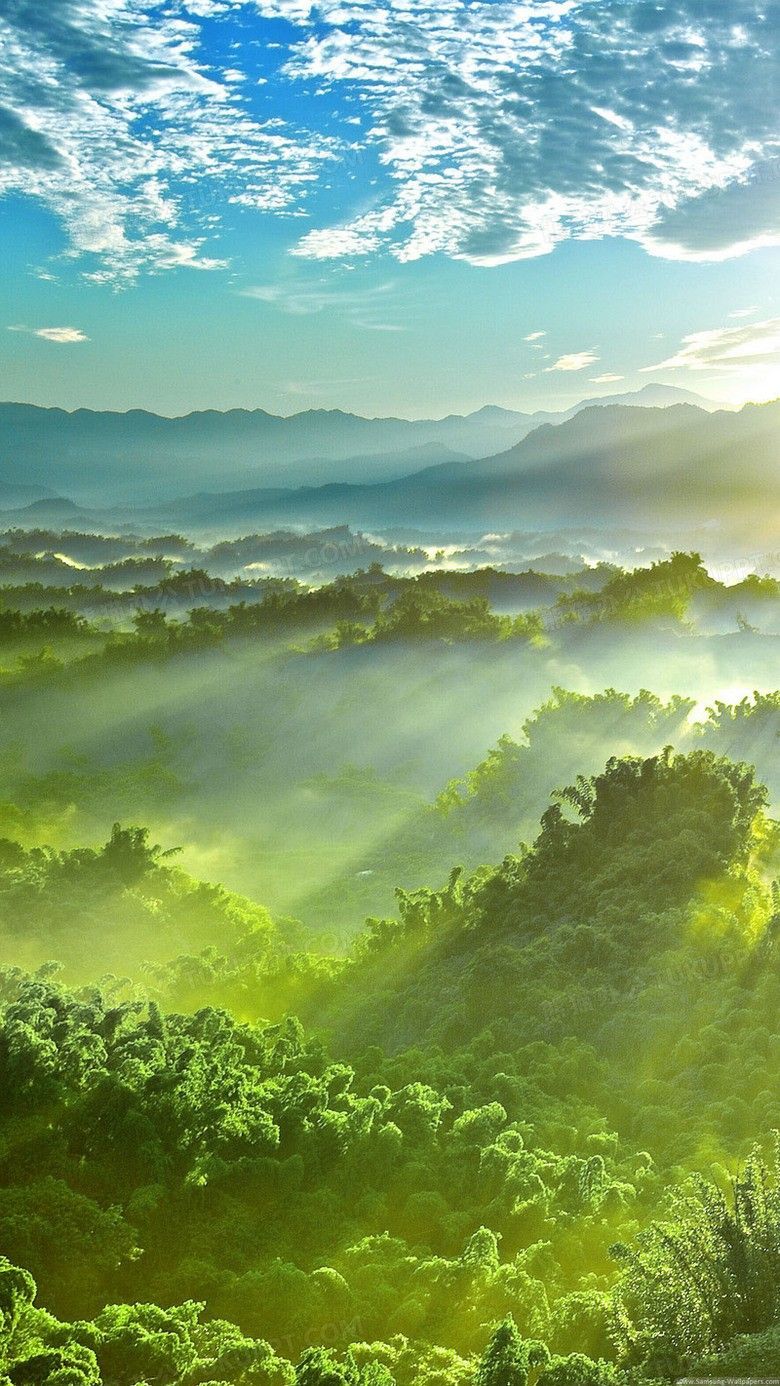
[
  {"xmin": 590, "ymin": 373, "xmax": 624, "ymax": 384},
  {"xmin": 281, "ymin": 375, "xmax": 376, "ymax": 398},
  {"xmin": 256, "ymin": 0, "xmax": 780, "ymax": 267},
  {"xmin": 640, "ymin": 163, "xmax": 780, "ymax": 261},
  {"xmin": 290, "ymin": 208, "xmax": 399, "ymax": 262},
  {"xmin": 545, "ymin": 351, "xmax": 599, "ymax": 373},
  {"xmin": 8, "ymin": 324, "xmax": 89, "ymax": 343},
  {"xmin": 241, "ymin": 277, "xmax": 402, "ymax": 330},
  {"xmin": 1, "ymin": 0, "xmax": 778, "ymax": 280},
  {"xmin": 728, "ymin": 306, "xmax": 759, "ymax": 319},
  {"xmin": 641, "ymin": 319, "xmax": 780, "ymax": 375},
  {"xmin": 524, "ymin": 331, "xmax": 546, "ymax": 342},
  {"xmin": 0, "ymin": 0, "xmax": 334, "ymax": 283}
]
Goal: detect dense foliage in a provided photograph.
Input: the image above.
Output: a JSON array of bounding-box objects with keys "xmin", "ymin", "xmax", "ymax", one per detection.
[
  {"xmin": 0, "ymin": 534, "xmax": 779, "ymax": 1381},
  {"xmin": 0, "ymin": 745, "xmax": 777, "ymax": 1381}
]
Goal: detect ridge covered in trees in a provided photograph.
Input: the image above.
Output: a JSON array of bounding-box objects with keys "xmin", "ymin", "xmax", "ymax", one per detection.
[
  {"xmin": 0, "ymin": 749, "xmax": 778, "ymax": 1381},
  {"xmin": 0, "ymin": 530, "xmax": 778, "ymax": 1381}
]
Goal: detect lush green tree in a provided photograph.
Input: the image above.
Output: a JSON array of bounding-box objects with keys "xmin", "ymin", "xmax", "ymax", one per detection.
[
  {"xmin": 475, "ymin": 1317, "xmax": 547, "ymax": 1386},
  {"xmin": 296, "ymin": 1347, "xmax": 360, "ymax": 1386},
  {"xmin": 0, "ymin": 730, "xmax": 778, "ymax": 1379},
  {"xmin": 613, "ymin": 1139, "xmax": 780, "ymax": 1372},
  {"xmin": 536, "ymin": 1356, "xmax": 617, "ymax": 1386}
]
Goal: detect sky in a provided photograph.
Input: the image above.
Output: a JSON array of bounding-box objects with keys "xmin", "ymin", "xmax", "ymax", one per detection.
[{"xmin": 0, "ymin": 0, "xmax": 778, "ymax": 419}]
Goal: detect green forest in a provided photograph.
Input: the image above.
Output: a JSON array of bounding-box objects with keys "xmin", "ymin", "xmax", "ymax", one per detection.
[{"xmin": 0, "ymin": 531, "xmax": 779, "ymax": 1384}]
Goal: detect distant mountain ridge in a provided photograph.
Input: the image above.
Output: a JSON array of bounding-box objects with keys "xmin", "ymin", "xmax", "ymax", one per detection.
[
  {"xmin": 128, "ymin": 398, "xmax": 780, "ymax": 544},
  {"xmin": 0, "ymin": 385, "xmax": 725, "ymax": 504}
]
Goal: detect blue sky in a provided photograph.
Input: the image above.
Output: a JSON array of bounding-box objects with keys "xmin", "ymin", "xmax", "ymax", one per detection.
[{"xmin": 0, "ymin": 0, "xmax": 778, "ymax": 417}]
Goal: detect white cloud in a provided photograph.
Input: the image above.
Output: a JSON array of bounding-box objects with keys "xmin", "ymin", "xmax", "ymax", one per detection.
[
  {"xmin": 290, "ymin": 206, "xmax": 400, "ymax": 261},
  {"xmin": 281, "ymin": 374, "xmax": 376, "ymax": 398},
  {"xmin": 8, "ymin": 324, "xmax": 89, "ymax": 343},
  {"xmin": 589, "ymin": 373, "xmax": 624, "ymax": 384},
  {"xmin": 253, "ymin": 0, "xmax": 780, "ymax": 266},
  {"xmin": 0, "ymin": 1, "xmax": 335, "ymax": 283},
  {"xmin": 290, "ymin": 227, "xmax": 379, "ymax": 260},
  {"xmin": 591, "ymin": 107, "xmax": 634, "ymax": 133},
  {"xmin": 524, "ymin": 331, "xmax": 546, "ymax": 342},
  {"xmin": 2, "ymin": 0, "xmax": 778, "ymax": 279},
  {"xmin": 241, "ymin": 276, "xmax": 402, "ymax": 329},
  {"xmin": 639, "ymin": 166, "xmax": 780, "ymax": 261},
  {"xmin": 545, "ymin": 351, "xmax": 599, "ymax": 373},
  {"xmin": 641, "ymin": 319, "xmax": 780, "ymax": 375}
]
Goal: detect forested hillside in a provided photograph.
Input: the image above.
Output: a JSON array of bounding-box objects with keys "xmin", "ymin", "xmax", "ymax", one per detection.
[
  {"xmin": 1, "ymin": 751, "xmax": 780, "ymax": 1383},
  {"xmin": 0, "ymin": 546, "xmax": 778, "ymax": 923},
  {"xmin": 0, "ymin": 531, "xmax": 778, "ymax": 1383}
]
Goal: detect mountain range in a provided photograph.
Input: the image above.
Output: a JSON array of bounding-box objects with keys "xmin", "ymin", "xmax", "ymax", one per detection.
[
  {"xmin": 0, "ymin": 387, "xmax": 775, "ymax": 546},
  {"xmin": 112, "ymin": 398, "xmax": 773, "ymax": 542},
  {"xmin": 0, "ymin": 384, "xmax": 724, "ymax": 505}
]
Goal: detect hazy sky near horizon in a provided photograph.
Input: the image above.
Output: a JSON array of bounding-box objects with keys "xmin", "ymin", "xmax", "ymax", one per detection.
[{"xmin": 0, "ymin": 0, "xmax": 779, "ymax": 417}]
